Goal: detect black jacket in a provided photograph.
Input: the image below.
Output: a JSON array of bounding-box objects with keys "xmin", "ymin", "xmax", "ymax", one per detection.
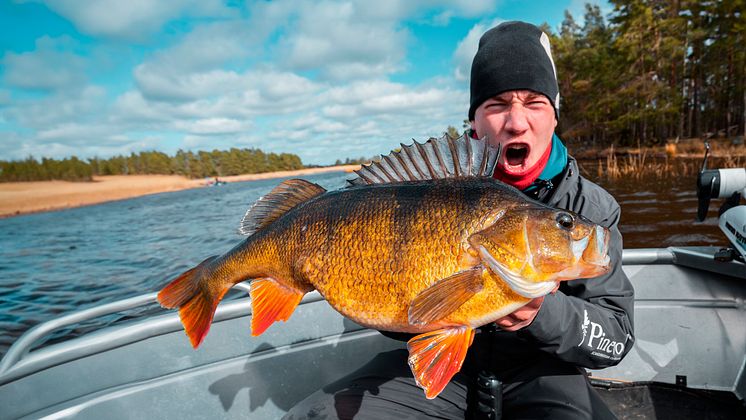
[{"xmin": 508, "ymin": 156, "xmax": 635, "ymax": 369}]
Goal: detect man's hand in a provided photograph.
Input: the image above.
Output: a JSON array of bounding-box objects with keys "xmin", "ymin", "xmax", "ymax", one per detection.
[{"xmin": 495, "ymin": 283, "xmax": 559, "ymax": 331}]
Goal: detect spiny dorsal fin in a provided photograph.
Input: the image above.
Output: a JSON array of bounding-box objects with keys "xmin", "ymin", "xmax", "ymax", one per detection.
[
  {"xmin": 239, "ymin": 179, "xmax": 326, "ymax": 236},
  {"xmin": 348, "ymin": 133, "xmax": 501, "ymax": 186}
]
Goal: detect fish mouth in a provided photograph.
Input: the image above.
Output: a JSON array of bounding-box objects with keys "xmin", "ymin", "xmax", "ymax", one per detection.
[
  {"xmin": 560, "ymin": 226, "xmax": 610, "ymax": 279},
  {"xmin": 504, "ymin": 143, "xmax": 530, "ymax": 168},
  {"xmin": 478, "ymin": 245, "xmax": 557, "ymax": 298}
]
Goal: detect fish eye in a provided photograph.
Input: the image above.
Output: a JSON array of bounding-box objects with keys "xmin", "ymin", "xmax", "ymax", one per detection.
[{"xmin": 556, "ymin": 213, "xmax": 574, "ymax": 230}]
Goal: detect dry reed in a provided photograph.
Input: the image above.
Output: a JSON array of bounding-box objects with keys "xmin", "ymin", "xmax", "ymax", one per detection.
[
  {"xmin": 589, "ymin": 138, "xmax": 746, "ymax": 181},
  {"xmin": 597, "ymin": 154, "xmax": 745, "ymax": 181}
]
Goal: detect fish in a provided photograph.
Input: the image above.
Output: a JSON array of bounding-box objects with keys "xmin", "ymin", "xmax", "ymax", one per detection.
[{"xmin": 157, "ymin": 134, "xmax": 611, "ymax": 399}]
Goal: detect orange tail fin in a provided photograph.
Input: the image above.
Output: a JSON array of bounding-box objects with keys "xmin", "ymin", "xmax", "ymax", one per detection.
[
  {"xmin": 250, "ymin": 278, "xmax": 305, "ymax": 336},
  {"xmin": 157, "ymin": 256, "xmax": 230, "ymax": 348},
  {"xmin": 407, "ymin": 326, "xmax": 475, "ymax": 399}
]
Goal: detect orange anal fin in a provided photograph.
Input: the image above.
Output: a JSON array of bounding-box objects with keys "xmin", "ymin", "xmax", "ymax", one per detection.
[
  {"xmin": 250, "ymin": 278, "xmax": 305, "ymax": 336},
  {"xmin": 407, "ymin": 326, "xmax": 475, "ymax": 399}
]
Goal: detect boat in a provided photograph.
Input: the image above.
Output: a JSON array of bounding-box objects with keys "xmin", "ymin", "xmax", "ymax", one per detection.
[{"xmin": 1, "ymin": 246, "xmax": 745, "ymax": 419}]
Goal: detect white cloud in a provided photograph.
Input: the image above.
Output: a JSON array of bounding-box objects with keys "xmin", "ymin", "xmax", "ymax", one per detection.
[
  {"xmin": 279, "ymin": 1, "xmax": 409, "ymax": 80},
  {"xmin": 126, "ymin": 69, "xmax": 322, "ymax": 121},
  {"xmin": 268, "ymin": 79, "xmax": 467, "ymax": 163},
  {"xmin": 36, "ymin": 122, "xmax": 113, "ymax": 143},
  {"xmin": 40, "ymin": 0, "xmax": 234, "ymax": 41},
  {"xmin": 2, "ymin": 36, "xmax": 87, "ymax": 91},
  {"xmin": 173, "ymin": 118, "xmax": 252, "ymax": 135},
  {"xmin": 5, "ymin": 86, "xmax": 107, "ymax": 128},
  {"xmin": 137, "ymin": 21, "xmax": 257, "ymax": 73},
  {"xmin": 134, "ymin": 68, "xmax": 246, "ymax": 102}
]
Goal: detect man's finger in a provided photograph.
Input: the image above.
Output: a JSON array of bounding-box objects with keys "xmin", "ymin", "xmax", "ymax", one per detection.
[{"xmin": 496, "ymin": 315, "xmax": 519, "ymax": 328}]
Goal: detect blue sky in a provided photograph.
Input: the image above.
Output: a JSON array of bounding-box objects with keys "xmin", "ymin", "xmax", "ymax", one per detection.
[{"xmin": 0, "ymin": 0, "xmax": 608, "ymax": 165}]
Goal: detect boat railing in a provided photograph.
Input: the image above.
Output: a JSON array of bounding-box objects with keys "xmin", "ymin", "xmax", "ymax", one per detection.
[{"xmin": 0, "ymin": 283, "xmax": 324, "ymax": 385}]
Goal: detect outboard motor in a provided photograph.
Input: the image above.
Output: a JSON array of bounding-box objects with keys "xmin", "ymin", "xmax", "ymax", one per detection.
[{"xmin": 696, "ymin": 143, "xmax": 746, "ymax": 261}]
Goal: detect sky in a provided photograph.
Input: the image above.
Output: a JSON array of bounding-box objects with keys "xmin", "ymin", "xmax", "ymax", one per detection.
[{"xmin": 0, "ymin": 0, "xmax": 609, "ymax": 165}]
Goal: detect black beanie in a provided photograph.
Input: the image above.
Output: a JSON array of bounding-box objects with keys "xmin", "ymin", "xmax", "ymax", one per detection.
[{"xmin": 468, "ymin": 21, "xmax": 560, "ymax": 120}]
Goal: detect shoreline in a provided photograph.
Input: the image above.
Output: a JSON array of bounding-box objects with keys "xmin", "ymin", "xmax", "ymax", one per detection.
[{"xmin": 0, "ymin": 165, "xmax": 360, "ymax": 219}]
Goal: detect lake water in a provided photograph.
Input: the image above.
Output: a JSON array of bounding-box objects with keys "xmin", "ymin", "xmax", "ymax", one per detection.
[{"xmin": 0, "ymin": 169, "xmax": 729, "ymax": 358}]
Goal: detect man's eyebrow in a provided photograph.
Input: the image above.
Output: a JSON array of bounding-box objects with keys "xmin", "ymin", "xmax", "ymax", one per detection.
[
  {"xmin": 523, "ymin": 92, "xmax": 546, "ymax": 100},
  {"xmin": 489, "ymin": 94, "xmax": 511, "ymax": 101},
  {"xmin": 489, "ymin": 91, "xmax": 546, "ymax": 101}
]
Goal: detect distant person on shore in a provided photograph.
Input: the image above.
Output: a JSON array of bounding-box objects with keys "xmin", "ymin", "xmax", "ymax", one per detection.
[{"xmin": 288, "ymin": 21, "xmax": 634, "ymax": 419}]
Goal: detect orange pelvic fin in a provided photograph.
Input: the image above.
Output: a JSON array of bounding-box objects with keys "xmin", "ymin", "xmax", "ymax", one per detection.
[
  {"xmin": 407, "ymin": 326, "xmax": 475, "ymax": 399},
  {"xmin": 157, "ymin": 255, "xmax": 230, "ymax": 348},
  {"xmin": 250, "ymin": 278, "xmax": 305, "ymax": 336},
  {"xmin": 408, "ymin": 266, "xmax": 484, "ymax": 325}
]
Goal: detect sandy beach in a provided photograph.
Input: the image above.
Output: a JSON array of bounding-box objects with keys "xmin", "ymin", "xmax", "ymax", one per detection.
[{"xmin": 0, "ymin": 165, "xmax": 360, "ymax": 218}]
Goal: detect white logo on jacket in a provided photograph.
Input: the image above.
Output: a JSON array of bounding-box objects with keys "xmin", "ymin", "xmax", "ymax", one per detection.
[{"xmin": 578, "ymin": 309, "xmax": 628, "ymax": 360}]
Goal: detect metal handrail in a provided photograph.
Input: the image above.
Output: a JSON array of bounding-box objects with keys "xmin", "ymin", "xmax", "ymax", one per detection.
[
  {"xmin": 0, "ymin": 283, "xmax": 253, "ymax": 377},
  {"xmin": 621, "ymin": 247, "xmax": 674, "ymax": 265},
  {"xmin": 0, "ymin": 293, "xmax": 157, "ymax": 375}
]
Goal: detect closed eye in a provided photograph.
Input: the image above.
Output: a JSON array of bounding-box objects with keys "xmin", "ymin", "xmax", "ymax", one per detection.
[{"xmin": 486, "ymin": 101, "xmax": 508, "ymax": 108}]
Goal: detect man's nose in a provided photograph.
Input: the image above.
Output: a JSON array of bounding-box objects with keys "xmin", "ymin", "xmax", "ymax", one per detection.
[{"xmin": 505, "ymin": 104, "xmax": 530, "ymax": 133}]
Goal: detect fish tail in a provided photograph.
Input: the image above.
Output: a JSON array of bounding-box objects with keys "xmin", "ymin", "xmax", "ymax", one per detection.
[{"xmin": 157, "ymin": 255, "xmax": 230, "ymax": 348}]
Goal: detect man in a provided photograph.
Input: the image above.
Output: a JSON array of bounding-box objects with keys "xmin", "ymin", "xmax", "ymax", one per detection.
[{"xmin": 286, "ymin": 21, "xmax": 634, "ymax": 419}]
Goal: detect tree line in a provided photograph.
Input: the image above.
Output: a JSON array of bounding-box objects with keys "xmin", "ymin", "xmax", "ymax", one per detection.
[
  {"xmin": 547, "ymin": 0, "xmax": 744, "ymax": 148},
  {"xmin": 0, "ymin": 149, "xmax": 304, "ymax": 182}
]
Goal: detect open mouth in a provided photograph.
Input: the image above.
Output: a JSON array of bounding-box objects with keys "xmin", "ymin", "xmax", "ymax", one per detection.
[{"xmin": 505, "ymin": 143, "xmax": 530, "ymax": 166}]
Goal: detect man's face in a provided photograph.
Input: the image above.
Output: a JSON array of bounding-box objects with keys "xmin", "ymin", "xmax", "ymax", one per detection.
[{"xmin": 471, "ymin": 90, "xmax": 557, "ymax": 176}]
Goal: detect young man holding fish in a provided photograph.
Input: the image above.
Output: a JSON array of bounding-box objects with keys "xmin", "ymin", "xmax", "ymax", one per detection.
[{"xmin": 287, "ymin": 21, "xmax": 634, "ymax": 419}]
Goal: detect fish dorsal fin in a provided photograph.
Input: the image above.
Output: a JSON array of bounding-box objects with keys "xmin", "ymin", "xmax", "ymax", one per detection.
[
  {"xmin": 348, "ymin": 133, "xmax": 501, "ymax": 186},
  {"xmin": 239, "ymin": 179, "xmax": 326, "ymax": 236}
]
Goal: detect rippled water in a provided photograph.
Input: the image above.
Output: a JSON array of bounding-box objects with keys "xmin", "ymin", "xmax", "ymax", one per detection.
[
  {"xmin": 0, "ymin": 172, "xmax": 349, "ymax": 358},
  {"xmin": 598, "ymin": 175, "xmax": 725, "ymax": 249},
  {"xmin": 0, "ymin": 169, "xmax": 730, "ymax": 358}
]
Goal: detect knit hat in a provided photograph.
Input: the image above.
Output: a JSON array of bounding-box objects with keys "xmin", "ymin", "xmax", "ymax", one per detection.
[{"xmin": 468, "ymin": 21, "xmax": 560, "ymax": 120}]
